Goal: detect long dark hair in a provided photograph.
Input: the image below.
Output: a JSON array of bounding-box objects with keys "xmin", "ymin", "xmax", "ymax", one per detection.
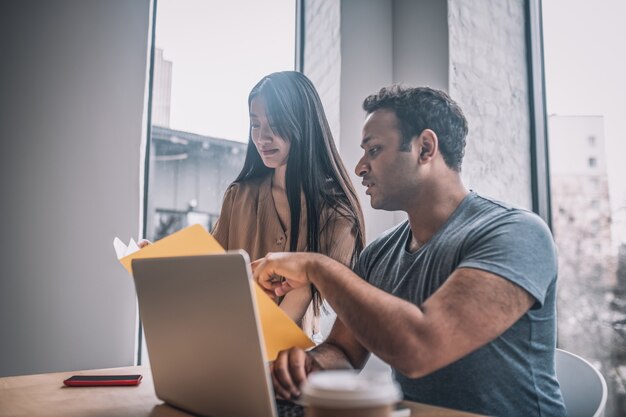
[{"xmin": 234, "ymin": 71, "xmax": 365, "ymax": 315}]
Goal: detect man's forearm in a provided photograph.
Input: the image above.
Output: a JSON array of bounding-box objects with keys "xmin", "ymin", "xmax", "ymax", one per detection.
[
  {"xmin": 309, "ymin": 341, "xmax": 361, "ymax": 370},
  {"xmin": 305, "ymin": 255, "xmax": 426, "ymax": 373}
]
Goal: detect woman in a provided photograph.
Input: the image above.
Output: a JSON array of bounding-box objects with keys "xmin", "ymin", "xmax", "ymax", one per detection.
[{"xmin": 212, "ymin": 71, "xmax": 365, "ymax": 341}]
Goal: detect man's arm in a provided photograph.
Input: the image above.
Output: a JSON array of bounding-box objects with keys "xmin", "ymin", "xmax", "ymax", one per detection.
[
  {"xmin": 270, "ymin": 315, "xmax": 370, "ymax": 399},
  {"xmin": 310, "ymin": 317, "xmax": 371, "ymax": 370},
  {"xmin": 254, "ymin": 253, "xmax": 534, "ymax": 378}
]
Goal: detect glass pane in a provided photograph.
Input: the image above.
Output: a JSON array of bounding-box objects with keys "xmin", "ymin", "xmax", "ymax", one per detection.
[
  {"xmin": 543, "ymin": 2, "xmax": 626, "ymax": 416},
  {"xmin": 147, "ymin": 0, "xmax": 296, "ymax": 241}
]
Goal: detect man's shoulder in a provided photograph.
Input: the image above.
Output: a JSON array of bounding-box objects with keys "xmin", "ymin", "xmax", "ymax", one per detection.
[
  {"xmin": 470, "ymin": 193, "xmax": 550, "ymax": 231},
  {"xmin": 470, "ymin": 192, "xmax": 524, "ymax": 213},
  {"xmin": 356, "ymin": 221, "xmax": 408, "ymax": 279},
  {"xmin": 362, "ymin": 221, "xmax": 409, "ymax": 256}
]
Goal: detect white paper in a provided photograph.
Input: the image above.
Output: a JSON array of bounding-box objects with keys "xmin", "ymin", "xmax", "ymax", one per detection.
[{"xmin": 113, "ymin": 236, "xmax": 141, "ymax": 259}]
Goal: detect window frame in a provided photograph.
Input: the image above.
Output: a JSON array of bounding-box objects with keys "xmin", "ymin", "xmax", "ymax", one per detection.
[{"xmin": 525, "ymin": 0, "xmax": 552, "ymax": 229}]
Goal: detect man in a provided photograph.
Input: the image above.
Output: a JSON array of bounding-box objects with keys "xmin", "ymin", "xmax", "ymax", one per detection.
[{"xmin": 253, "ymin": 86, "xmax": 566, "ymax": 417}]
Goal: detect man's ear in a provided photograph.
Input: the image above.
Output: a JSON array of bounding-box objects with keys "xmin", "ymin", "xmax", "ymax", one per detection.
[{"xmin": 417, "ymin": 129, "xmax": 438, "ymax": 162}]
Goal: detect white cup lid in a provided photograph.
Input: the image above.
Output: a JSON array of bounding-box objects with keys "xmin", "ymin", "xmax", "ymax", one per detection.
[{"xmin": 301, "ymin": 370, "xmax": 402, "ymax": 408}]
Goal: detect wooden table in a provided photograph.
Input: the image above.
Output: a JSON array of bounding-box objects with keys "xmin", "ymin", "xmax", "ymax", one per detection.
[{"xmin": 0, "ymin": 366, "xmax": 483, "ymax": 417}]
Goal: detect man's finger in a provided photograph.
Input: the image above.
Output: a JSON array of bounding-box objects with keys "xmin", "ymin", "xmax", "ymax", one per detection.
[
  {"xmin": 269, "ymin": 362, "xmax": 291, "ymax": 400},
  {"xmin": 272, "ymin": 349, "xmax": 298, "ymax": 397},
  {"xmin": 288, "ymin": 349, "xmax": 309, "ymax": 392},
  {"xmin": 252, "ymin": 261, "xmax": 277, "ymax": 290}
]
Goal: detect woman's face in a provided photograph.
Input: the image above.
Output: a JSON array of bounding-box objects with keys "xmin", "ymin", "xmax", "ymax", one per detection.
[{"xmin": 249, "ymin": 96, "xmax": 290, "ymax": 169}]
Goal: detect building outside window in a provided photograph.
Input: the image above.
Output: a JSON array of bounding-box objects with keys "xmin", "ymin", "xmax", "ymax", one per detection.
[
  {"xmin": 544, "ymin": 1, "xmax": 626, "ymax": 415},
  {"xmin": 146, "ymin": 0, "xmax": 296, "ymax": 242}
]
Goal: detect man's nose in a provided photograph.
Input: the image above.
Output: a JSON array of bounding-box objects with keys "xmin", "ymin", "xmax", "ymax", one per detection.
[{"xmin": 355, "ymin": 156, "xmax": 368, "ymax": 177}]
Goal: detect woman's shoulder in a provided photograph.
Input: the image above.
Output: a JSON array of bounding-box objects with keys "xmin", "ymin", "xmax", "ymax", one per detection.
[
  {"xmin": 224, "ymin": 175, "xmax": 270, "ymax": 200},
  {"xmin": 319, "ymin": 200, "xmax": 358, "ymax": 236},
  {"xmin": 316, "ymin": 180, "xmax": 359, "ymax": 224}
]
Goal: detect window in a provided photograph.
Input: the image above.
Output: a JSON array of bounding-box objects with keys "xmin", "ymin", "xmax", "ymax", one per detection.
[
  {"xmin": 142, "ymin": 0, "xmax": 297, "ymax": 362},
  {"xmin": 146, "ymin": 0, "xmax": 297, "ymax": 241},
  {"xmin": 543, "ymin": 2, "xmax": 626, "ymax": 416},
  {"xmin": 589, "ymin": 135, "xmax": 597, "ymax": 146},
  {"xmin": 590, "ymin": 218, "xmax": 600, "ymax": 231}
]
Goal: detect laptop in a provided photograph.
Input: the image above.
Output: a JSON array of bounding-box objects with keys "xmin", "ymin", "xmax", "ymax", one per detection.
[{"xmin": 131, "ymin": 251, "xmax": 303, "ymax": 417}]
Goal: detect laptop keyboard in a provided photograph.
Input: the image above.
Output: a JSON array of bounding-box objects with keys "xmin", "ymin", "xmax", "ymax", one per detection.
[{"xmin": 276, "ymin": 399, "xmax": 304, "ymax": 417}]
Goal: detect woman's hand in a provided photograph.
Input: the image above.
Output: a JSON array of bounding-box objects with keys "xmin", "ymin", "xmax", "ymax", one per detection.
[{"xmin": 137, "ymin": 239, "xmax": 151, "ymax": 249}]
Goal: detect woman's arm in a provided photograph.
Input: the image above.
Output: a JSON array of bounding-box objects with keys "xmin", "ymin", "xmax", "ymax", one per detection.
[
  {"xmin": 277, "ymin": 285, "xmax": 313, "ymax": 326},
  {"xmin": 211, "ymin": 184, "xmax": 237, "ymax": 248}
]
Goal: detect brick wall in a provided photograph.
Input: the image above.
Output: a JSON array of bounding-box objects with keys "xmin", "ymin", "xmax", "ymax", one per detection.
[{"xmin": 449, "ymin": 0, "xmax": 532, "ymax": 209}]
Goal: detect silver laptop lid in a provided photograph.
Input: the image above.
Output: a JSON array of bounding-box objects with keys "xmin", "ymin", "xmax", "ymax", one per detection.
[{"xmin": 132, "ymin": 251, "xmax": 277, "ymax": 417}]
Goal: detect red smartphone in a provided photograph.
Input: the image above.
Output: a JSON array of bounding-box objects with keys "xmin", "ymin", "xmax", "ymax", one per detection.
[{"xmin": 63, "ymin": 374, "xmax": 142, "ymax": 387}]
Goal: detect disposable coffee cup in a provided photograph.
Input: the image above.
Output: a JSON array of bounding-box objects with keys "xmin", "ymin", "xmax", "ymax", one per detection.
[{"xmin": 301, "ymin": 370, "xmax": 401, "ymax": 417}]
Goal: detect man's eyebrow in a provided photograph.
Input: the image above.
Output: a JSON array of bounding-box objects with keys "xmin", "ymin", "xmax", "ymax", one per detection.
[
  {"xmin": 360, "ymin": 136, "xmax": 373, "ymax": 148},
  {"xmin": 249, "ymin": 112, "xmax": 259, "ymax": 118}
]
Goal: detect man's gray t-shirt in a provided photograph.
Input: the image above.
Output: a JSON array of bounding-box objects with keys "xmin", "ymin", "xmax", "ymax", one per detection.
[{"xmin": 356, "ymin": 192, "xmax": 566, "ymax": 417}]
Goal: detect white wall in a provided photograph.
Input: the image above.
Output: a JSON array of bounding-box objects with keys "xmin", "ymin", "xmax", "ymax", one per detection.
[
  {"xmin": 0, "ymin": 0, "xmax": 151, "ymax": 376},
  {"xmin": 339, "ymin": 0, "xmax": 395, "ymax": 241},
  {"xmin": 393, "ymin": 0, "xmax": 448, "ymax": 92},
  {"xmin": 339, "ymin": 0, "xmax": 449, "ymax": 242},
  {"xmin": 448, "ymin": 0, "xmax": 532, "ymax": 208},
  {"xmin": 311, "ymin": 0, "xmax": 532, "ymax": 228}
]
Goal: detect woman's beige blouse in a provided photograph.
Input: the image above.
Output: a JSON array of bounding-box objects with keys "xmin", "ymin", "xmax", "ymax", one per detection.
[{"xmin": 212, "ymin": 174, "xmax": 359, "ymax": 338}]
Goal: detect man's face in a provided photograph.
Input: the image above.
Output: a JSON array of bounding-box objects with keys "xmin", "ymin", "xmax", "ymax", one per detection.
[{"xmin": 355, "ymin": 109, "xmax": 421, "ymax": 211}]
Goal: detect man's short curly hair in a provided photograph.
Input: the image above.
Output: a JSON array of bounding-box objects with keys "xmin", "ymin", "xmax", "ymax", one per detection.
[{"xmin": 362, "ymin": 86, "xmax": 468, "ymax": 172}]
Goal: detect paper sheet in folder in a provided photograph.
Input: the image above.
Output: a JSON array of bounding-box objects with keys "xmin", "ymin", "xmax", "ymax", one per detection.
[{"xmin": 114, "ymin": 224, "xmax": 314, "ymax": 361}]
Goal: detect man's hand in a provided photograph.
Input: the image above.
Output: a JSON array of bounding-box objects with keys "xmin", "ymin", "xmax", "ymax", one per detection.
[
  {"xmin": 252, "ymin": 252, "xmax": 322, "ymax": 297},
  {"xmin": 270, "ymin": 347, "xmax": 322, "ymax": 400}
]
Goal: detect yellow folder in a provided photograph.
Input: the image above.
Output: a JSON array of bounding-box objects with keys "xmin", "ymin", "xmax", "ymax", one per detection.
[{"xmin": 118, "ymin": 224, "xmax": 314, "ymax": 360}]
